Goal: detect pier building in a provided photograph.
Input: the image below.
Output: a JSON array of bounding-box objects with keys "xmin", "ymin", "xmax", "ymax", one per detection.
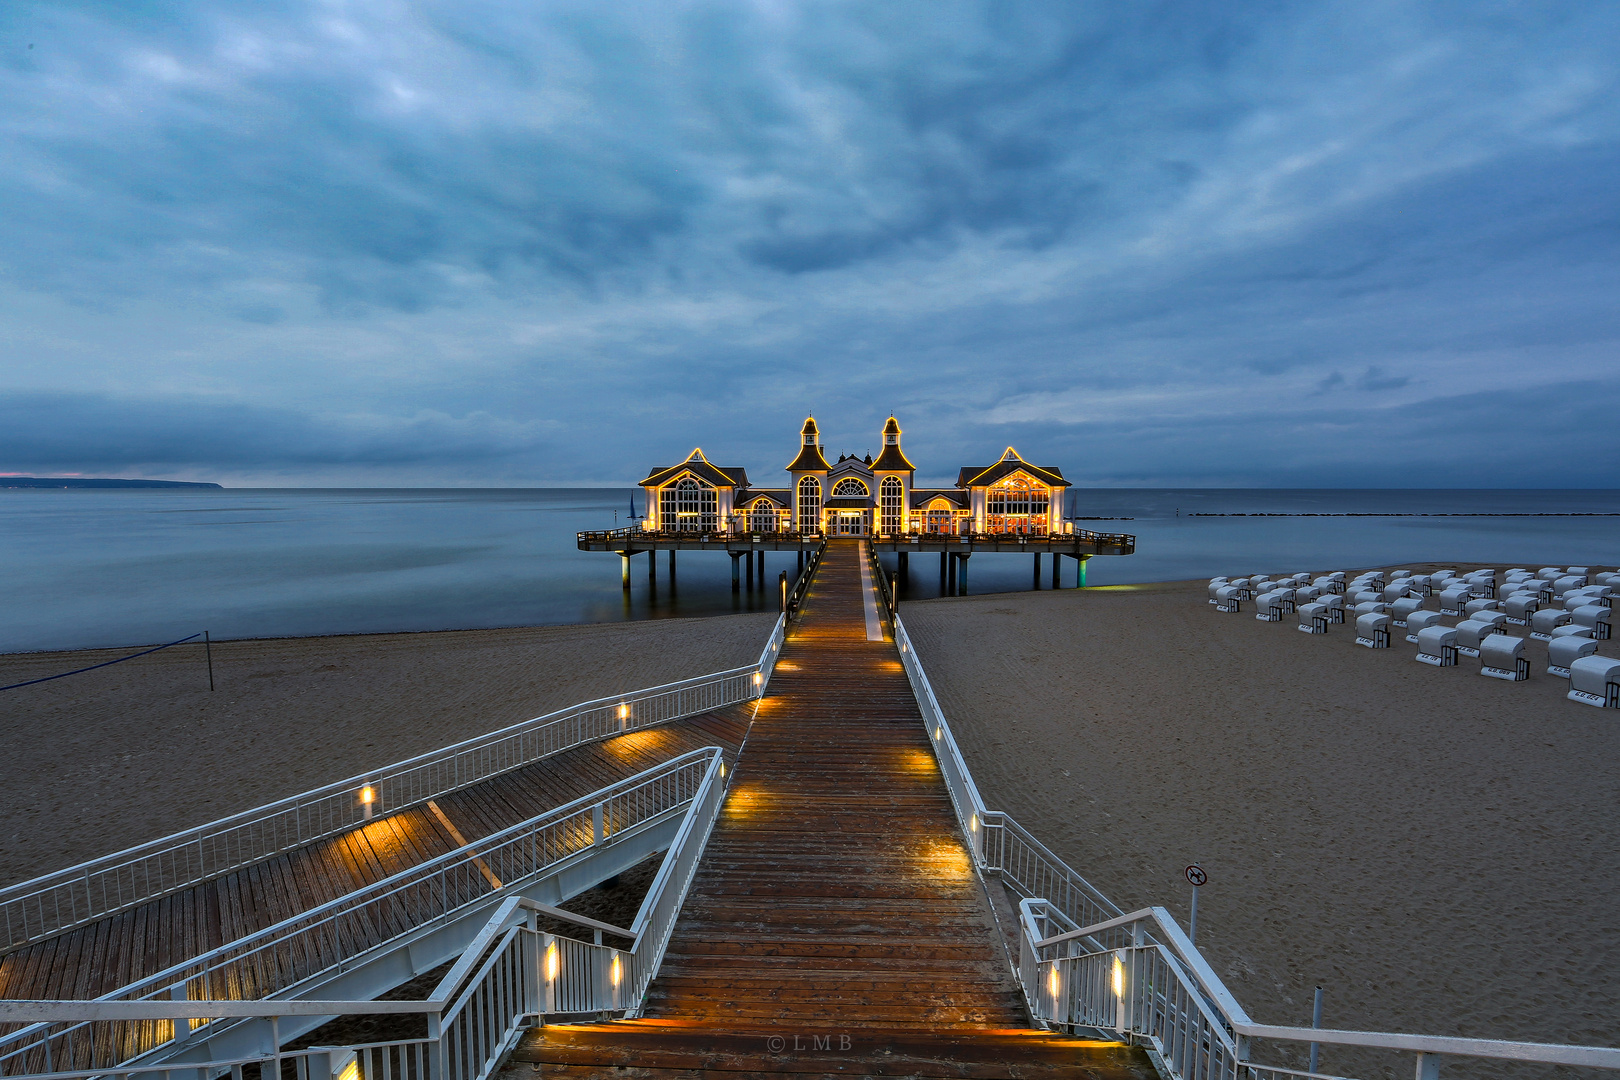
[
  {"xmin": 637, "ymin": 416, "xmax": 1071, "ymax": 536},
  {"xmin": 581, "ymin": 416, "xmax": 1136, "ymax": 594}
]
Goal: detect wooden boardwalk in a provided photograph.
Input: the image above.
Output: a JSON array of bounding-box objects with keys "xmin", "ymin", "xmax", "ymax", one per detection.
[
  {"xmin": 513, "ymin": 540, "xmax": 1155, "ymax": 1078},
  {"xmin": 0, "ymin": 709, "xmax": 752, "ymax": 1011}
]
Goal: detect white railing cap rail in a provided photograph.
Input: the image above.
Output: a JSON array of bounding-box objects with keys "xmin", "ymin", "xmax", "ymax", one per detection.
[
  {"xmin": 0, "ymin": 662, "xmax": 755, "ymax": 906},
  {"xmin": 1035, "ymin": 906, "xmax": 1620, "ymax": 1070},
  {"xmin": 0, "ymin": 1000, "xmax": 443, "ymax": 1021},
  {"xmin": 1237, "ymin": 1024, "xmax": 1620, "ymax": 1071},
  {"xmin": 3, "ymin": 745, "xmax": 720, "ymax": 1038}
]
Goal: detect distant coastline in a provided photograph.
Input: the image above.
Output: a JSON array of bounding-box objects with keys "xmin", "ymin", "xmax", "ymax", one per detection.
[{"xmin": 0, "ymin": 477, "xmax": 224, "ymax": 490}]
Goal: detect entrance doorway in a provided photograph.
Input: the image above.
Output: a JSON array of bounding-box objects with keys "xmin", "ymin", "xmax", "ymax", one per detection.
[{"xmin": 835, "ymin": 512, "xmax": 865, "ymax": 536}]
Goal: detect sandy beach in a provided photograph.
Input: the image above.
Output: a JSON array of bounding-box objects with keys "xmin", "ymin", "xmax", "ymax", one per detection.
[
  {"xmin": 4, "ymin": 568, "xmax": 1617, "ymax": 1077},
  {"xmin": 0, "ymin": 614, "xmax": 776, "ymax": 888},
  {"xmin": 901, "ymin": 571, "xmax": 1619, "ymax": 1075}
]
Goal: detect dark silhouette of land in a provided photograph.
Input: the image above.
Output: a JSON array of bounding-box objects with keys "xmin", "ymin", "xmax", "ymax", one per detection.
[{"xmin": 0, "ymin": 476, "xmax": 222, "ymax": 489}]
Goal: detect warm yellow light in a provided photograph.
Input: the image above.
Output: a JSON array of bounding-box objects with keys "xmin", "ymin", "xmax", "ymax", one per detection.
[
  {"xmin": 617, "ymin": 703, "xmax": 629, "ymax": 720},
  {"xmin": 719, "ymin": 762, "xmax": 727, "ymax": 777},
  {"xmin": 359, "ymin": 786, "xmax": 376, "ymax": 806},
  {"xmin": 753, "ymin": 672, "xmax": 763, "ymax": 686},
  {"xmin": 934, "ymin": 726, "xmax": 942, "ymax": 740},
  {"xmin": 1112, "ymin": 954, "xmax": 1126, "ymax": 998},
  {"xmin": 970, "ymin": 814, "xmax": 979, "ymax": 832},
  {"xmin": 336, "ymin": 1058, "xmax": 360, "ymax": 1080},
  {"xmin": 545, "ymin": 943, "xmax": 559, "ymax": 982},
  {"xmin": 1047, "ymin": 965, "xmax": 1061, "ymax": 997},
  {"xmin": 610, "ymin": 954, "xmax": 622, "ymax": 987}
]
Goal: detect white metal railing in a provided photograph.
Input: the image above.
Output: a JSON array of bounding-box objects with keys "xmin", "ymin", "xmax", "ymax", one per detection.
[
  {"xmin": 0, "ymin": 749, "xmax": 726, "ymax": 1078},
  {"xmin": 892, "ymin": 610, "xmax": 1620, "ymax": 1080},
  {"xmin": 0, "ymin": 615, "xmax": 784, "ymax": 953},
  {"xmin": 0, "ymin": 746, "xmax": 730, "ymax": 1080}
]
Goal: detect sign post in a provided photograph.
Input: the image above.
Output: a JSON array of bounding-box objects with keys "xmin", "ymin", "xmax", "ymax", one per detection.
[{"xmin": 1185, "ymin": 864, "xmax": 1207, "ymax": 946}]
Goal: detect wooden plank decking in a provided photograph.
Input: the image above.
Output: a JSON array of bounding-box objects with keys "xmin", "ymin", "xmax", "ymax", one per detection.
[
  {"xmin": 0, "ymin": 708, "xmax": 752, "ymax": 1010},
  {"xmin": 513, "ymin": 540, "xmax": 1156, "ymax": 1078}
]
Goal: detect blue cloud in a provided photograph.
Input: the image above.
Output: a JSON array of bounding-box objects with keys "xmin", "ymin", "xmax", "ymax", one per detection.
[{"xmin": 0, "ymin": 1, "xmax": 1617, "ymax": 485}]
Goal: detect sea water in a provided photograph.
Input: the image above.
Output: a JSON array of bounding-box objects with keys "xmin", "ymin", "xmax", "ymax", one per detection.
[{"xmin": 1, "ymin": 487, "xmax": 1617, "ymax": 653}]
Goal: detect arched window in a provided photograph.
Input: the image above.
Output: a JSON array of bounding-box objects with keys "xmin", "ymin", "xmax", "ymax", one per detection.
[
  {"xmin": 832, "ymin": 478, "xmax": 869, "ymax": 498},
  {"xmin": 661, "ymin": 476, "xmax": 717, "ymax": 531},
  {"xmin": 796, "ymin": 476, "xmax": 822, "ymax": 533},
  {"xmin": 924, "ymin": 498, "xmax": 957, "ymax": 534},
  {"xmin": 747, "ymin": 499, "xmax": 779, "ymax": 533},
  {"xmin": 986, "ymin": 475, "xmax": 1049, "ymax": 534},
  {"xmin": 880, "ymin": 476, "xmax": 903, "ymax": 534}
]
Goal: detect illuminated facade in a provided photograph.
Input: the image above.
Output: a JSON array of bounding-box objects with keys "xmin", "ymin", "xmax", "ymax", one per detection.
[{"xmin": 639, "ymin": 418, "xmax": 1071, "ymax": 536}]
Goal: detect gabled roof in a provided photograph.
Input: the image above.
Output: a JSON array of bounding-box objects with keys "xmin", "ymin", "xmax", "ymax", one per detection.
[
  {"xmin": 737, "ymin": 489, "xmax": 792, "ymax": 509},
  {"xmin": 910, "ymin": 488, "xmax": 968, "ymax": 510},
  {"xmin": 956, "ymin": 447, "xmax": 1067, "ymax": 489},
  {"xmin": 828, "ymin": 456, "xmax": 873, "ymax": 478},
  {"xmin": 640, "ymin": 447, "xmax": 748, "ymax": 489}
]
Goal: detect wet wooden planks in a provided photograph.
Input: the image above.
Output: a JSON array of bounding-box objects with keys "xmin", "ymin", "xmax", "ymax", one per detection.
[
  {"xmin": 641, "ymin": 540, "xmax": 1026, "ymax": 1031},
  {"xmin": 0, "ymin": 706, "xmax": 752, "ymax": 1010},
  {"xmin": 510, "ymin": 1019, "xmax": 1159, "ymax": 1079}
]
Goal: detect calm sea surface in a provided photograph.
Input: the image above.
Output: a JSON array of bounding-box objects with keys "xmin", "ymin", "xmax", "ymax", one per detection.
[{"xmin": 2, "ymin": 487, "xmax": 1618, "ymax": 653}]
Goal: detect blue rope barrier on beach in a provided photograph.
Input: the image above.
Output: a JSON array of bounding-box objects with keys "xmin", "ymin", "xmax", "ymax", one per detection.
[{"xmin": 0, "ymin": 633, "xmax": 204, "ymax": 692}]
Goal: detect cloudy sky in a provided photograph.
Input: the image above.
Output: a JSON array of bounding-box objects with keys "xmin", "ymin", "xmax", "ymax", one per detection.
[{"xmin": 2, "ymin": 1, "xmax": 1617, "ymax": 487}]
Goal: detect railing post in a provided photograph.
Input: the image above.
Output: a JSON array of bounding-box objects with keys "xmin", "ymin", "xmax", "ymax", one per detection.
[
  {"xmin": 169, "ymin": 985, "xmax": 191, "ymax": 1045},
  {"xmin": 1415, "ymin": 1053, "xmax": 1440, "ymax": 1080},
  {"xmin": 523, "ymin": 918, "xmax": 542, "ymax": 1024},
  {"xmin": 592, "ymin": 804, "xmax": 604, "ymax": 845}
]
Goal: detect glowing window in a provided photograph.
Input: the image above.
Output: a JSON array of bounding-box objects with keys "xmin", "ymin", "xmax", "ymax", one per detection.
[
  {"xmin": 796, "ymin": 476, "xmax": 822, "ymax": 533},
  {"xmin": 880, "ymin": 476, "xmax": 903, "ymax": 534},
  {"xmin": 661, "ymin": 476, "xmax": 717, "ymax": 531},
  {"xmin": 832, "ymin": 478, "xmax": 869, "ymax": 498}
]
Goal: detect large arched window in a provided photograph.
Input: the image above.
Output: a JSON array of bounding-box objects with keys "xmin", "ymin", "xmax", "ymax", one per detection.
[
  {"xmin": 986, "ymin": 475, "xmax": 1049, "ymax": 534},
  {"xmin": 880, "ymin": 476, "xmax": 903, "ymax": 534},
  {"xmin": 661, "ymin": 476, "xmax": 717, "ymax": 531},
  {"xmin": 832, "ymin": 478, "xmax": 869, "ymax": 498},
  {"xmin": 796, "ymin": 476, "xmax": 822, "ymax": 533}
]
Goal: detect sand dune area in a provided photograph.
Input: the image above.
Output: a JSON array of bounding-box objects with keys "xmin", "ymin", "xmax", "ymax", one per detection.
[{"xmin": 901, "ymin": 571, "xmax": 1619, "ymax": 1076}]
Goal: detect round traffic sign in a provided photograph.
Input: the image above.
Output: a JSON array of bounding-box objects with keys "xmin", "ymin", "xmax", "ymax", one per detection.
[{"xmin": 1185, "ymin": 864, "xmax": 1207, "ymax": 887}]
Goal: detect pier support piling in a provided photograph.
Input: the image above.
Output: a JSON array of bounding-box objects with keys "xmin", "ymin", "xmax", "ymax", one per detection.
[
  {"xmin": 648, "ymin": 548, "xmax": 656, "ymax": 584},
  {"xmin": 959, "ymin": 552, "xmax": 970, "ymax": 594},
  {"xmin": 668, "ymin": 549, "xmax": 677, "ymax": 584},
  {"xmin": 621, "ymin": 552, "xmax": 631, "ymax": 591},
  {"xmin": 746, "ymin": 551, "xmax": 755, "ymax": 589},
  {"xmin": 1033, "ymin": 552, "xmax": 1042, "ymax": 589},
  {"xmin": 1077, "ymin": 554, "xmax": 1089, "ymax": 587},
  {"xmin": 940, "ymin": 552, "xmax": 949, "ymax": 593},
  {"xmin": 730, "ymin": 552, "xmax": 742, "ymax": 592}
]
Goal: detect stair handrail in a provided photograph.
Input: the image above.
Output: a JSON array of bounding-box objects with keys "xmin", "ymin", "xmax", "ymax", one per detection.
[
  {"xmin": 0, "ymin": 626, "xmax": 781, "ymax": 954},
  {"xmin": 0, "ymin": 749, "xmax": 723, "ymax": 1076},
  {"xmin": 0, "ymin": 748, "xmax": 732, "ymax": 1080}
]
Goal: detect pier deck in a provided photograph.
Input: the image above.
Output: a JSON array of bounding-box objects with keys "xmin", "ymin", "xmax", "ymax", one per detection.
[
  {"xmin": 0, "ymin": 709, "xmax": 752, "ymax": 1008},
  {"xmin": 511, "ymin": 540, "xmax": 1154, "ymax": 1078}
]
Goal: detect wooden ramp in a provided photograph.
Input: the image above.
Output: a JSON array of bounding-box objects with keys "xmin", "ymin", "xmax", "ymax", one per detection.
[
  {"xmin": 0, "ymin": 708, "xmax": 752, "ymax": 1009},
  {"xmin": 511, "ymin": 540, "xmax": 1154, "ymax": 1078}
]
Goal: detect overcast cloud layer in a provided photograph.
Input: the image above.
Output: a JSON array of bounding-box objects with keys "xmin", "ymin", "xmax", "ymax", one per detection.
[{"xmin": 2, "ymin": 1, "xmax": 1617, "ymax": 486}]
